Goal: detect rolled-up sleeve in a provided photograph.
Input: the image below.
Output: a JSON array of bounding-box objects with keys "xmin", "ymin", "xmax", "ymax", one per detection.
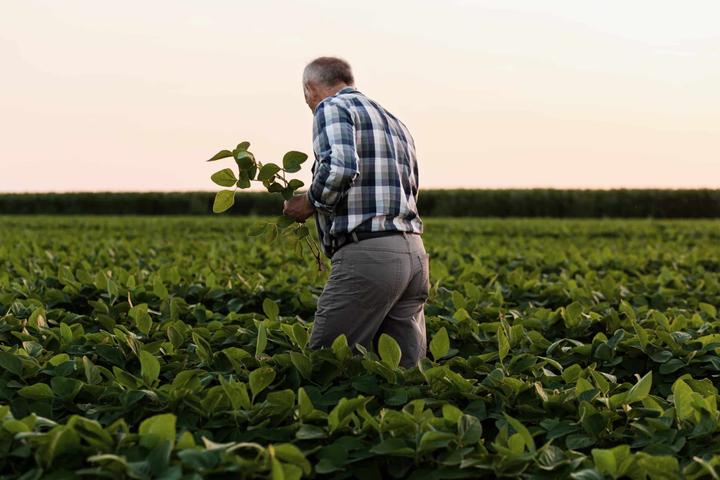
[{"xmin": 308, "ymin": 100, "xmax": 360, "ymax": 214}]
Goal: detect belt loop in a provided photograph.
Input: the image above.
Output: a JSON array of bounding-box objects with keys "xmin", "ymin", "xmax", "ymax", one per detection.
[{"xmin": 351, "ymin": 231, "xmax": 359, "ymax": 243}]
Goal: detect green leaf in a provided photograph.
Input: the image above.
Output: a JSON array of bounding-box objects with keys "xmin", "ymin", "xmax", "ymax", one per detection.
[
  {"xmin": 268, "ymin": 182, "xmax": 284, "ymax": 193},
  {"xmin": 83, "ymin": 355, "xmax": 103, "ymax": 385},
  {"xmin": 458, "ymin": 414, "xmax": 483, "ymax": 445},
  {"xmin": 212, "ymin": 190, "xmax": 235, "ymax": 213},
  {"xmin": 235, "ymin": 151, "xmax": 255, "ymax": 170},
  {"xmin": 591, "ymin": 448, "xmax": 617, "ymax": 477},
  {"xmin": 418, "ymin": 431, "xmax": 455, "ymax": 452},
  {"xmin": 429, "ymin": 327, "xmax": 450, "ymax": 361},
  {"xmin": 256, "ymin": 325, "xmax": 268, "ymax": 357},
  {"xmin": 570, "ymin": 469, "xmax": 604, "ymax": 480},
  {"xmin": 192, "ymin": 332, "xmax": 213, "ymax": 364},
  {"xmin": 249, "ymin": 366, "xmax": 276, "ymax": 400},
  {"xmin": 635, "ymin": 453, "xmax": 680, "ymax": 480},
  {"xmin": 298, "ymin": 387, "xmax": 314, "ymax": 417},
  {"xmin": 51, "ymin": 377, "xmax": 83, "ymax": 400},
  {"xmin": 0, "ymin": 351, "xmax": 23, "ymax": 376},
  {"xmin": 177, "ymin": 431, "xmax": 196, "ymax": 449},
  {"xmin": 258, "ymin": 163, "xmax": 281, "ymax": 181},
  {"xmin": 287, "ymin": 179, "xmax": 304, "ymax": 191},
  {"xmin": 331, "ymin": 335, "xmax": 350, "ymax": 361},
  {"xmin": 153, "ymin": 276, "xmax": 168, "ymax": 300},
  {"xmin": 207, "ymin": 149, "xmax": 233, "ymax": 162},
  {"xmin": 263, "ymin": 298, "xmax": 280, "ymax": 320},
  {"xmin": 290, "ymin": 352, "xmax": 312, "ymax": 380},
  {"xmin": 140, "ymin": 350, "xmax": 161, "ymax": 387},
  {"xmin": 282, "ymin": 151, "xmax": 308, "ymax": 173},
  {"xmin": 235, "ymin": 141, "xmax": 250, "ymax": 152},
  {"xmin": 497, "ymin": 326, "xmax": 510, "ymax": 361},
  {"xmin": 292, "ymin": 324, "xmax": 309, "ymax": 350},
  {"xmin": 130, "ymin": 304, "xmax": 152, "ymax": 335},
  {"xmin": 18, "ymin": 382, "xmax": 54, "ymax": 400},
  {"xmin": 45, "ymin": 426, "xmax": 81, "ymax": 468},
  {"xmin": 563, "ymin": 302, "xmax": 583, "ymax": 327},
  {"xmin": 211, "ymin": 168, "xmax": 238, "ymax": 187},
  {"xmin": 3, "ymin": 419, "xmax": 30, "ymax": 433},
  {"xmin": 378, "ymin": 333, "xmax": 402, "ymax": 369},
  {"xmin": 624, "ymin": 371, "xmax": 652, "ymax": 404},
  {"xmin": 271, "ymin": 457, "xmax": 285, "ymax": 480},
  {"xmin": 504, "ymin": 414, "xmax": 536, "ymax": 453},
  {"xmin": 673, "ymin": 379, "xmax": 695, "ymax": 421},
  {"xmin": 237, "ymin": 170, "xmax": 252, "ymax": 188},
  {"xmin": 138, "ymin": 413, "xmax": 176, "ymax": 449},
  {"xmin": 273, "ymin": 443, "xmax": 311, "ymax": 474},
  {"xmin": 699, "ymin": 302, "xmax": 717, "ymax": 319}
]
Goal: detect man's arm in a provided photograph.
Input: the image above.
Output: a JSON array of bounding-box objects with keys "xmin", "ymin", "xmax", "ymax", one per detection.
[{"xmin": 307, "ymin": 100, "xmax": 360, "ymax": 214}]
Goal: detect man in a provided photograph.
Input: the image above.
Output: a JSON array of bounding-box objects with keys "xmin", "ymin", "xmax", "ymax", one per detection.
[{"xmin": 283, "ymin": 56, "xmax": 428, "ymax": 368}]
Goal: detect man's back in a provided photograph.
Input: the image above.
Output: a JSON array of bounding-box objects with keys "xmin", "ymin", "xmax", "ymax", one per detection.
[{"xmin": 308, "ymin": 86, "xmax": 423, "ymax": 256}]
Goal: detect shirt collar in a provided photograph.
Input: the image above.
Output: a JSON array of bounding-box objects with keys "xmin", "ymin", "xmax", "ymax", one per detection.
[
  {"xmin": 336, "ymin": 86, "xmax": 357, "ymax": 96},
  {"xmin": 313, "ymin": 86, "xmax": 358, "ymax": 114}
]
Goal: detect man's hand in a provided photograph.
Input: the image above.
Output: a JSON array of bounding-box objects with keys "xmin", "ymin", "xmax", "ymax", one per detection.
[{"xmin": 283, "ymin": 193, "xmax": 315, "ymax": 222}]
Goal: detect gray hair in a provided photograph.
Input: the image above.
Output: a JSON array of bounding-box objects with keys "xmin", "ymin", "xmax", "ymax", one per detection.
[{"xmin": 303, "ymin": 56, "xmax": 354, "ymax": 87}]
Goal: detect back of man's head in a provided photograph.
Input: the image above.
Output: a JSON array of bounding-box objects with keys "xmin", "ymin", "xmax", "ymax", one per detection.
[{"xmin": 303, "ymin": 57, "xmax": 354, "ymax": 87}]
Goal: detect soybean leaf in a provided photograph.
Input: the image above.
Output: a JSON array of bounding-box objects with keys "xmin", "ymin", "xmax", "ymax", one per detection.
[
  {"xmin": 138, "ymin": 413, "xmax": 176, "ymax": 449},
  {"xmin": 274, "ymin": 443, "xmax": 311, "ymax": 474},
  {"xmin": 263, "ymin": 298, "xmax": 280, "ymax": 320},
  {"xmin": 140, "ymin": 350, "xmax": 160, "ymax": 387},
  {"xmin": 249, "ymin": 366, "xmax": 276, "ymax": 400},
  {"xmin": 213, "ymin": 190, "xmax": 235, "ymax": 213},
  {"xmin": 256, "ymin": 325, "xmax": 268, "ymax": 357},
  {"xmin": 0, "ymin": 351, "xmax": 23, "ymax": 376},
  {"xmin": 673, "ymin": 379, "xmax": 695, "ymax": 421},
  {"xmin": 207, "ymin": 150, "xmax": 233, "ymax": 162},
  {"xmin": 18, "ymin": 383, "xmax": 54, "ymax": 400},
  {"xmin": 288, "ymin": 179, "xmax": 304, "ymax": 191},
  {"xmin": 624, "ymin": 371, "xmax": 652, "ymax": 404},
  {"xmin": 237, "ymin": 170, "xmax": 252, "ymax": 188},
  {"xmin": 378, "ymin": 333, "xmax": 402, "ymax": 370},
  {"xmin": 497, "ymin": 326, "xmax": 510, "ymax": 362},
  {"xmin": 283, "ymin": 151, "xmax": 308, "ymax": 173},
  {"xmin": 211, "ymin": 168, "xmax": 237, "ymax": 187},
  {"xmin": 235, "ymin": 151, "xmax": 255, "ymax": 170},
  {"xmin": 257, "ymin": 163, "xmax": 281, "ymax": 181},
  {"xmin": 429, "ymin": 327, "xmax": 450, "ymax": 361},
  {"xmin": 505, "ymin": 414, "xmax": 536, "ymax": 453}
]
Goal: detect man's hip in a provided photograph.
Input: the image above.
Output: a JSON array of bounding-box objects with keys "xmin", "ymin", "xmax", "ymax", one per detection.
[{"xmin": 330, "ymin": 230, "xmax": 425, "ymax": 258}]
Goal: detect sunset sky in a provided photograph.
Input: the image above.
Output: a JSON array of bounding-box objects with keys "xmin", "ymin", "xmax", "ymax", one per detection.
[{"xmin": 1, "ymin": 0, "xmax": 718, "ymax": 192}]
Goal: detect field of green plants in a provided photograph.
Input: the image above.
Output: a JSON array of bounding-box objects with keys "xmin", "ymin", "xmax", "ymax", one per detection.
[{"xmin": 1, "ymin": 216, "xmax": 719, "ymax": 479}]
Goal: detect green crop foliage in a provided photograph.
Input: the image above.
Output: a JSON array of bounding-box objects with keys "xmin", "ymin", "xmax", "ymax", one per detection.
[{"xmin": 0, "ymin": 216, "xmax": 719, "ymax": 479}]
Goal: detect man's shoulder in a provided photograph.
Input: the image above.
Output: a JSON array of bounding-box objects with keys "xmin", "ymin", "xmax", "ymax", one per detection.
[{"xmin": 316, "ymin": 92, "xmax": 358, "ymax": 113}]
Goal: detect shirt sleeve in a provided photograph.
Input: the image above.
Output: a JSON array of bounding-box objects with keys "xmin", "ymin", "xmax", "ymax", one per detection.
[{"xmin": 307, "ymin": 100, "xmax": 360, "ymax": 214}]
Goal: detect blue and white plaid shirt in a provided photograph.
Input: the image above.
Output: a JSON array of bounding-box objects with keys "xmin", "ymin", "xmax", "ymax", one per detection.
[{"xmin": 307, "ymin": 86, "xmax": 423, "ymax": 257}]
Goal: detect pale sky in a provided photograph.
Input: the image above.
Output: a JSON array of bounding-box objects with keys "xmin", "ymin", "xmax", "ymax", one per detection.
[{"xmin": 1, "ymin": 0, "xmax": 719, "ymax": 192}]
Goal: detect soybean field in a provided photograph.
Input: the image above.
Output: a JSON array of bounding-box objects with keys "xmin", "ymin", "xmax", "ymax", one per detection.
[{"xmin": 1, "ymin": 216, "xmax": 719, "ymax": 479}]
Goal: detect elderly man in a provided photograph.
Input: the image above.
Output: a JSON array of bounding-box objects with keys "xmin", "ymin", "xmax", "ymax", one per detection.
[{"xmin": 283, "ymin": 56, "xmax": 428, "ymax": 368}]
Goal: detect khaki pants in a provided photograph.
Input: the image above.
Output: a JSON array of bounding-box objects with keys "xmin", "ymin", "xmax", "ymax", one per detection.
[{"xmin": 309, "ymin": 232, "xmax": 429, "ymax": 368}]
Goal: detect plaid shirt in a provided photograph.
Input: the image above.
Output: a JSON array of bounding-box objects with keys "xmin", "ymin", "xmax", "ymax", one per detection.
[{"xmin": 307, "ymin": 86, "xmax": 423, "ymax": 257}]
